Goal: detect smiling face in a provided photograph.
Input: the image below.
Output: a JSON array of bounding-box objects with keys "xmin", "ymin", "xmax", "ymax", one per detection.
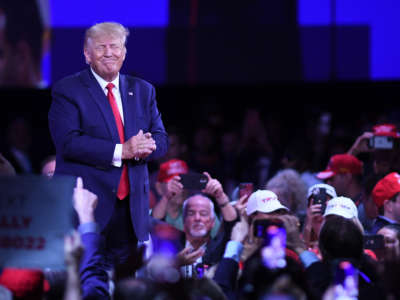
[{"xmin": 84, "ymin": 33, "xmax": 126, "ymax": 82}]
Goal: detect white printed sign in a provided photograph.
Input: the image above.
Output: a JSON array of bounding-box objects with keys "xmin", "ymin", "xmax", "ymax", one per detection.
[{"xmin": 0, "ymin": 175, "xmax": 75, "ymax": 270}]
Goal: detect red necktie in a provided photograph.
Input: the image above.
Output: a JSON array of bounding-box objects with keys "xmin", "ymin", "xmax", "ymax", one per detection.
[{"xmin": 106, "ymin": 83, "xmax": 130, "ymax": 200}]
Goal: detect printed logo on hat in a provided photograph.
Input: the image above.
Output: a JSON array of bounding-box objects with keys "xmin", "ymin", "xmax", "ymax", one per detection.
[
  {"xmin": 158, "ymin": 159, "xmax": 189, "ymax": 182},
  {"xmin": 373, "ymin": 124, "xmax": 400, "ymax": 137},
  {"xmin": 324, "ymin": 196, "xmax": 358, "ymax": 219},
  {"xmin": 166, "ymin": 161, "xmax": 187, "ymax": 176},
  {"xmin": 246, "ymin": 190, "xmax": 288, "ymax": 216},
  {"xmin": 261, "ymin": 196, "xmax": 277, "ymax": 203}
]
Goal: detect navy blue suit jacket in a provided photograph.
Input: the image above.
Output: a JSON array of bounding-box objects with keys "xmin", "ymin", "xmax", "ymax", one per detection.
[{"xmin": 49, "ymin": 69, "xmax": 168, "ymax": 241}]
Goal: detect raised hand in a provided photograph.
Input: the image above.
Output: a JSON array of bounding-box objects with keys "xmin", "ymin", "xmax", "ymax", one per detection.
[
  {"xmin": 234, "ymin": 194, "xmax": 250, "ymax": 220},
  {"xmin": 347, "ymin": 131, "xmax": 374, "ymax": 156},
  {"xmin": 175, "ymin": 247, "xmax": 205, "ymax": 267},
  {"xmin": 231, "ymin": 216, "xmax": 249, "ymax": 243},
  {"xmin": 166, "ymin": 175, "xmax": 184, "ymax": 200},
  {"xmin": 202, "ymin": 171, "xmax": 225, "ymax": 201},
  {"xmin": 73, "ymin": 177, "xmax": 98, "ymax": 224}
]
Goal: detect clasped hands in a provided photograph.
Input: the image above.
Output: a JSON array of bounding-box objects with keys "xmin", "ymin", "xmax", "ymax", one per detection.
[{"xmin": 122, "ymin": 129, "xmax": 156, "ymax": 160}]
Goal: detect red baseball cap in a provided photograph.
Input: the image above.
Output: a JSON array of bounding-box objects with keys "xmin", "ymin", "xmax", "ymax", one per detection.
[
  {"xmin": 372, "ymin": 172, "xmax": 400, "ymax": 208},
  {"xmin": 157, "ymin": 159, "xmax": 189, "ymax": 182},
  {"xmin": 317, "ymin": 154, "xmax": 363, "ymax": 180},
  {"xmin": 0, "ymin": 268, "xmax": 50, "ymax": 299},
  {"xmin": 373, "ymin": 124, "xmax": 400, "ymax": 138}
]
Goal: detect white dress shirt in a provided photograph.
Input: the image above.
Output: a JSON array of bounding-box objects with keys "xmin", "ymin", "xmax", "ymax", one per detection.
[{"xmin": 90, "ymin": 68, "xmax": 123, "ymax": 167}]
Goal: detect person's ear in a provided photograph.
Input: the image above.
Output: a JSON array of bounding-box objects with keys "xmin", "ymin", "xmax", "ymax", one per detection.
[
  {"xmin": 340, "ymin": 172, "xmax": 351, "ymax": 184},
  {"xmin": 210, "ymin": 216, "xmax": 215, "ymax": 228},
  {"xmin": 83, "ymin": 47, "xmax": 91, "ymax": 65},
  {"xmin": 383, "ymin": 199, "xmax": 392, "ymax": 213}
]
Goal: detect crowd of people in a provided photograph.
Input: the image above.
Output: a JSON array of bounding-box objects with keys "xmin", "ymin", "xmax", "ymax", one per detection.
[{"xmin": 1, "ymin": 119, "xmax": 400, "ymax": 299}]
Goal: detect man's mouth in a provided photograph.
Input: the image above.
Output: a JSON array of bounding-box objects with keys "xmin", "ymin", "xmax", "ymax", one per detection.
[{"xmin": 192, "ymin": 223, "xmax": 205, "ymax": 229}]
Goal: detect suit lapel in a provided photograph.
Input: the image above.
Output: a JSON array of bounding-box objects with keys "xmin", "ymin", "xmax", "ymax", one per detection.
[
  {"xmin": 119, "ymin": 74, "xmax": 137, "ymax": 139},
  {"xmin": 80, "ymin": 69, "xmax": 120, "ymax": 143}
]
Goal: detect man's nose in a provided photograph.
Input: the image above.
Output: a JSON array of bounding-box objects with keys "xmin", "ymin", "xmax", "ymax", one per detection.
[{"xmin": 104, "ymin": 46, "xmax": 112, "ymax": 56}]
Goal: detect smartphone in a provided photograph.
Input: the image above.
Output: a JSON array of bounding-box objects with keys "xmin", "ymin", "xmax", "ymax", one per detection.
[
  {"xmin": 195, "ymin": 263, "xmax": 209, "ymax": 279},
  {"xmin": 239, "ymin": 182, "xmax": 254, "ymax": 199},
  {"xmin": 179, "ymin": 173, "xmax": 208, "ymax": 190},
  {"xmin": 333, "ymin": 261, "xmax": 358, "ymax": 299},
  {"xmin": 369, "ymin": 135, "xmax": 394, "ymax": 150},
  {"xmin": 312, "ymin": 187, "xmax": 327, "ymax": 213},
  {"xmin": 363, "ymin": 235, "xmax": 385, "ymax": 250},
  {"xmin": 253, "ymin": 218, "xmax": 285, "ymax": 239},
  {"xmin": 258, "ymin": 219, "xmax": 287, "ymax": 269}
]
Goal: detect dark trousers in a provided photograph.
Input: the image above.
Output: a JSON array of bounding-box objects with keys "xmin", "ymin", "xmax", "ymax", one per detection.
[{"xmin": 101, "ymin": 198, "xmax": 138, "ymax": 270}]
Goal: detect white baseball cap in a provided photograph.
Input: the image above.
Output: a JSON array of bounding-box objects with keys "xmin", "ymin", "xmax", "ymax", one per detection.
[
  {"xmin": 323, "ymin": 196, "xmax": 358, "ymax": 219},
  {"xmin": 246, "ymin": 190, "xmax": 289, "ymax": 216},
  {"xmin": 307, "ymin": 183, "xmax": 337, "ymax": 200}
]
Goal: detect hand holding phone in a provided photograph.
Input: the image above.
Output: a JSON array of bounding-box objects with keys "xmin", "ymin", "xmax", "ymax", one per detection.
[
  {"xmin": 310, "ymin": 187, "xmax": 327, "ymax": 214},
  {"xmin": 257, "ymin": 219, "xmax": 287, "ymax": 269},
  {"xmin": 239, "ymin": 182, "xmax": 254, "ymax": 200}
]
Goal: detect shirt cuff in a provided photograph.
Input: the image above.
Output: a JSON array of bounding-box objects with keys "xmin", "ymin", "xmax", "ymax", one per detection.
[
  {"xmin": 223, "ymin": 240, "xmax": 243, "ymax": 263},
  {"xmin": 112, "ymin": 144, "xmax": 123, "ymax": 167},
  {"xmin": 299, "ymin": 250, "xmax": 319, "ymax": 268},
  {"xmin": 78, "ymin": 222, "xmax": 100, "ymax": 235}
]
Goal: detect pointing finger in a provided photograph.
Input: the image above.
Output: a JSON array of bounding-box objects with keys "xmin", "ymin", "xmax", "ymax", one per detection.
[{"xmin": 76, "ymin": 177, "xmax": 83, "ymax": 189}]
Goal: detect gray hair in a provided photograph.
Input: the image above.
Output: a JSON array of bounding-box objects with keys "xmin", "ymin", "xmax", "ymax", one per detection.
[
  {"xmin": 84, "ymin": 22, "xmax": 129, "ymax": 48},
  {"xmin": 266, "ymin": 168, "xmax": 307, "ymax": 213},
  {"xmin": 182, "ymin": 194, "xmax": 216, "ymax": 220}
]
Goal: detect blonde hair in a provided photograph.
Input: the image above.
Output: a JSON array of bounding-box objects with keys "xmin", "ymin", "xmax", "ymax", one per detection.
[{"xmin": 84, "ymin": 22, "xmax": 129, "ymax": 48}]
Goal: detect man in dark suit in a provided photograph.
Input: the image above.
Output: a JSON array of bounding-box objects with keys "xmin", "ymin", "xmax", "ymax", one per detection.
[{"xmin": 48, "ymin": 22, "xmax": 168, "ymax": 270}]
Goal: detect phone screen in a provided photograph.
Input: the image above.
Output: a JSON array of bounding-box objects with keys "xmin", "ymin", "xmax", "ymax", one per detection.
[
  {"xmin": 195, "ymin": 263, "xmax": 209, "ymax": 279},
  {"xmin": 261, "ymin": 225, "xmax": 286, "ymax": 269},
  {"xmin": 255, "ymin": 218, "xmax": 287, "ymax": 269},
  {"xmin": 369, "ymin": 136, "xmax": 394, "ymax": 149},
  {"xmin": 239, "ymin": 182, "xmax": 254, "ymax": 199},
  {"xmin": 312, "ymin": 188, "xmax": 327, "ymax": 213}
]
